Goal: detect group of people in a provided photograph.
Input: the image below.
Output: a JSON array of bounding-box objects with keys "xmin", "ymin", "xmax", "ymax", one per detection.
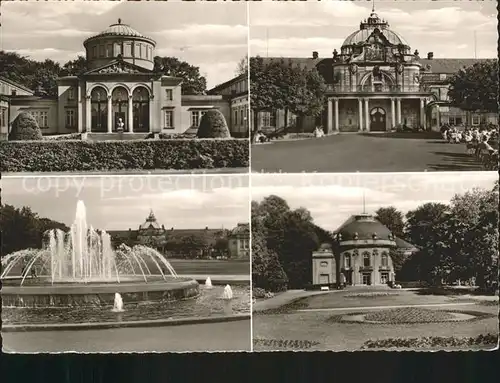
[{"xmin": 440, "ymin": 123, "xmax": 498, "ymax": 169}]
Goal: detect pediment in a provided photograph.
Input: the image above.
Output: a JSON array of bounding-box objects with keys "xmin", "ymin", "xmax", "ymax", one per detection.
[{"xmin": 85, "ymin": 61, "xmax": 152, "ymax": 75}]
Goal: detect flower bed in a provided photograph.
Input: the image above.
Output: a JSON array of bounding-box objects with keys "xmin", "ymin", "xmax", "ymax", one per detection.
[
  {"xmin": 255, "ymin": 297, "xmax": 309, "ymax": 315},
  {"xmin": 253, "ymin": 337, "xmax": 320, "ymax": 350},
  {"xmin": 344, "ymin": 292, "xmax": 400, "ymax": 298},
  {"xmin": 43, "ymin": 133, "xmax": 83, "ymax": 141},
  {"xmin": 361, "ymin": 333, "xmax": 498, "ymax": 350},
  {"xmin": 0, "ymin": 139, "xmax": 249, "ymax": 172}
]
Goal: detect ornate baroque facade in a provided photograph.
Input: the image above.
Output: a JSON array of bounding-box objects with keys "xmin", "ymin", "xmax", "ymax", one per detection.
[
  {"xmin": 254, "ymin": 8, "xmax": 498, "ymax": 134},
  {"xmin": 312, "ymin": 214, "xmax": 406, "ymax": 286}
]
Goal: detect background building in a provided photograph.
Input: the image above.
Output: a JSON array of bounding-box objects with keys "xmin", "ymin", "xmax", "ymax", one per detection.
[
  {"xmin": 253, "ymin": 8, "xmax": 497, "ymax": 134},
  {"xmin": 312, "ymin": 213, "xmax": 417, "ymax": 287},
  {"xmin": 228, "ymin": 223, "xmax": 250, "ymax": 258},
  {"xmin": 108, "ymin": 210, "xmax": 249, "ymax": 259},
  {"xmin": 2, "ymin": 20, "xmax": 248, "ymax": 139}
]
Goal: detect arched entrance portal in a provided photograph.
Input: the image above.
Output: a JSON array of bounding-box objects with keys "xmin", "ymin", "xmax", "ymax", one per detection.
[
  {"xmin": 112, "ymin": 87, "xmax": 128, "ymax": 131},
  {"xmin": 90, "ymin": 87, "xmax": 108, "ymax": 132},
  {"xmin": 370, "ymin": 107, "xmax": 386, "ymax": 132},
  {"xmin": 132, "ymin": 87, "xmax": 150, "ymax": 132}
]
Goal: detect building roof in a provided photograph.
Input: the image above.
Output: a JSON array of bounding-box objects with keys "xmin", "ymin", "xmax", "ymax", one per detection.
[
  {"xmin": 0, "ymin": 76, "xmax": 34, "ymax": 94},
  {"xmin": 335, "ymin": 213, "xmax": 393, "ymax": 241},
  {"xmin": 139, "ymin": 210, "xmax": 161, "ymax": 230},
  {"xmin": 418, "ymin": 58, "xmax": 491, "ymax": 74},
  {"xmin": 207, "ymin": 73, "xmax": 247, "ymax": 94},
  {"xmin": 84, "ymin": 19, "xmax": 156, "ymax": 46},
  {"xmin": 230, "ymin": 223, "xmax": 250, "ymax": 236},
  {"xmin": 395, "ymin": 236, "xmax": 419, "ymax": 251}
]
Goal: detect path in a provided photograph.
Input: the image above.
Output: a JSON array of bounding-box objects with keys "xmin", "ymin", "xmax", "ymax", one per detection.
[
  {"xmin": 252, "ymin": 133, "xmax": 484, "ymax": 172},
  {"xmin": 3, "ymin": 320, "xmax": 251, "ymax": 353}
]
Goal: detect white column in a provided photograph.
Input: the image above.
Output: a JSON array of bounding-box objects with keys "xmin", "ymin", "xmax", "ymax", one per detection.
[
  {"xmin": 334, "ymin": 98, "xmax": 339, "ymax": 132},
  {"xmin": 364, "ymin": 98, "xmax": 370, "ymax": 132},
  {"xmin": 149, "ymin": 95, "xmax": 154, "ymax": 132},
  {"xmin": 77, "ymin": 83, "xmax": 82, "ymax": 133},
  {"xmin": 107, "ymin": 96, "xmax": 112, "ymax": 133},
  {"xmin": 420, "ymin": 98, "xmax": 425, "ymax": 130},
  {"xmin": 358, "ymin": 98, "xmax": 363, "ymax": 131},
  {"xmin": 85, "ymin": 96, "xmax": 91, "ymax": 133},
  {"xmin": 396, "ymin": 98, "xmax": 402, "ymax": 124},
  {"xmin": 391, "ymin": 98, "xmax": 396, "ymax": 129},
  {"xmin": 128, "ymin": 95, "xmax": 134, "ymax": 133},
  {"xmin": 327, "ymin": 98, "xmax": 333, "ymax": 134}
]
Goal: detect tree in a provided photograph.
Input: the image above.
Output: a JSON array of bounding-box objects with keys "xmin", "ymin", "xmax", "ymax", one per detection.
[
  {"xmin": 61, "ymin": 56, "xmax": 88, "ymax": 76},
  {"xmin": 153, "ymin": 56, "xmax": 207, "ymax": 95},
  {"xmin": 286, "ymin": 65, "xmax": 326, "ymax": 132},
  {"xmin": 197, "ymin": 109, "xmax": 231, "ymax": 138},
  {"xmin": 179, "ymin": 234, "xmax": 210, "ymax": 259},
  {"xmin": 375, "ymin": 206, "xmax": 405, "ymax": 238},
  {"xmin": 235, "ymin": 55, "xmax": 248, "ymax": 76},
  {"xmin": 0, "ymin": 204, "xmax": 69, "ymax": 257},
  {"xmin": 8, "ymin": 112, "xmax": 43, "ymax": 141},
  {"xmin": 447, "ymin": 59, "xmax": 498, "ymax": 113}
]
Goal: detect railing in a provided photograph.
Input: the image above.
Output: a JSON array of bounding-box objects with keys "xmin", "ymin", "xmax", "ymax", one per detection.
[{"xmin": 326, "ymin": 84, "xmax": 422, "ymax": 93}]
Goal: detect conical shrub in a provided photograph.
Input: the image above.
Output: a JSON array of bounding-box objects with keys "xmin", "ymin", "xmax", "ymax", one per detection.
[
  {"xmin": 196, "ymin": 109, "xmax": 231, "ymax": 138},
  {"xmin": 8, "ymin": 112, "xmax": 43, "ymax": 141}
]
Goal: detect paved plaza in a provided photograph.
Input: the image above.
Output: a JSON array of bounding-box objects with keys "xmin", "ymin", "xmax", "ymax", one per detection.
[
  {"xmin": 3, "ymin": 320, "xmax": 251, "ymax": 353},
  {"xmin": 253, "ymin": 288, "xmax": 498, "ymax": 351},
  {"xmin": 252, "ymin": 133, "xmax": 485, "ymax": 173}
]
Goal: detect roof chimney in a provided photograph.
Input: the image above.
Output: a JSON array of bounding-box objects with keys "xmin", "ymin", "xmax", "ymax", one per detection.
[
  {"xmin": 427, "ymin": 52, "xmax": 434, "ymax": 60},
  {"xmin": 312, "ymin": 51, "xmax": 319, "ymax": 59}
]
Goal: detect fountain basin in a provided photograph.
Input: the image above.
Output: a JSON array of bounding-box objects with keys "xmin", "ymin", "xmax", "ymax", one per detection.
[{"xmin": 1, "ymin": 276, "xmax": 199, "ymax": 308}]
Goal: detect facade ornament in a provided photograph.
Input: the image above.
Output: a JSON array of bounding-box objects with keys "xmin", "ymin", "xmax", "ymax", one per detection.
[
  {"xmin": 353, "ymin": 249, "xmax": 359, "ymax": 257},
  {"xmin": 353, "ymin": 232, "xmax": 359, "ymax": 240},
  {"xmin": 413, "ymin": 73, "xmax": 420, "ymax": 84},
  {"xmin": 372, "ymin": 233, "xmax": 378, "ymax": 240},
  {"xmin": 149, "ymin": 94, "xmax": 155, "ymax": 100},
  {"xmin": 349, "ymin": 63, "xmax": 358, "ymax": 74},
  {"xmin": 396, "ymin": 63, "xmax": 403, "ymax": 74}
]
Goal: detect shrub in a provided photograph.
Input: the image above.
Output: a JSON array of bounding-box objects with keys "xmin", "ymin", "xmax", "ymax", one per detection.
[
  {"xmin": 197, "ymin": 110, "xmax": 231, "ymax": 138},
  {"xmin": 8, "ymin": 112, "xmax": 43, "ymax": 141},
  {"xmin": 252, "ymin": 287, "xmax": 267, "ymax": 299},
  {"xmin": 0, "ymin": 139, "xmax": 249, "ymax": 172},
  {"xmin": 44, "ymin": 133, "xmax": 82, "ymax": 141}
]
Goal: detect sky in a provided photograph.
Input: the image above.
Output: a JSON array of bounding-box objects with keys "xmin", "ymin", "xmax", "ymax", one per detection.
[
  {"xmin": 0, "ymin": 0, "xmax": 248, "ymax": 89},
  {"xmin": 249, "ymin": 0, "xmax": 497, "ymax": 59},
  {"xmin": 252, "ymin": 172, "xmax": 498, "ymax": 231},
  {"xmin": 0, "ymin": 175, "xmax": 250, "ymax": 231}
]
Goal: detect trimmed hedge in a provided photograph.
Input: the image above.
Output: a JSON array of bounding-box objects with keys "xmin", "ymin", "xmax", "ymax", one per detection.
[
  {"xmin": 197, "ymin": 110, "xmax": 231, "ymax": 138},
  {"xmin": 361, "ymin": 333, "xmax": 497, "ymax": 349},
  {"xmin": 0, "ymin": 139, "xmax": 249, "ymax": 172},
  {"xmin": 8, "ymin": 112, "xmax": 43, "ymax": 141}
]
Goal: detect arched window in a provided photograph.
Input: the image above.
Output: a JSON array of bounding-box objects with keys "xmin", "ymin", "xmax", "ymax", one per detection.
[
  {"xmin": 132, "ymin": 87, "xmax": 150, "ymax": 132},
  {"xmin": 344, "ymin": 253, "xmax": 351, "ymax": 268},
  {"xmin": 381, "ymin": 252, "xmax": 389, "ymax": 267},
  {"xmin": 363, "ymin": 251, "xmax": 371, "ymax": 267},
  {"xmin": 90, "ymin": 86, "xmax": 108, "ymax": 132}
]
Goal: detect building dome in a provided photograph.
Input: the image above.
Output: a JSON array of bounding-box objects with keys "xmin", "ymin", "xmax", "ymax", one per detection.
[
  {"xmin": 83, "ymin": 19, "xmax": 156, "ymax": 71},
  {"xmin": 335, "ymin": 214, "xmax": 394, "ymax": 242},
  {"xmin": 341, "ymin": 11, "xmax": 409, "ymax": 48},
  {"xmin": 139, "ymin": 210, "xmax": 161, "ymax": 230}
]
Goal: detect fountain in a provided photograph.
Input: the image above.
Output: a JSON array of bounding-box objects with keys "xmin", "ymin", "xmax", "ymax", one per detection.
[
  {"xmin": 205, "ymin": 276, "xmax": 213, "ymax": 288},
  {"xmin": 222, "ymin": 284, "xmax": 233, "ymax": 300},
  {"xmin": 1, "ymin": 200, "xmax": 200, "ymax": 308},
  {"xmin": 112, "ymin": 293, "xmax": 124, "ymax": 312}
]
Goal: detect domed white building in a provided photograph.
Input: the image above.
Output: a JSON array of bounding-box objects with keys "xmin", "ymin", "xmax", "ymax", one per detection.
[
  {"xmin": 312, "ymin": 213, "xmax": 417, "ymax": 287},
  {"xmin": 2, "ymin": 19, "xmax": 249, "ymax": 139}
]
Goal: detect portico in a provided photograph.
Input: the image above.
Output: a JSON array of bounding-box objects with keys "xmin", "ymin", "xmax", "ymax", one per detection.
[{"xmin": 326, "ymin": 95, "xmax": 428, "ymax": 132}]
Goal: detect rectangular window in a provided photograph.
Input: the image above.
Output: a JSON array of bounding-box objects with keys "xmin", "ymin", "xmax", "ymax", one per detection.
[
  {"xmin": 99, "ymin": 45, "xmax": 105, "ymax": 58},
  {"xmin": 65, "ymin": 110, "xmax": 75, "ymax": 127},
  {"xmin": 92, "ymin": 46, "xmax": 97, "ymax": 58},
  {"xmin": 0, "ymin": 107, "xmax": 7, "ymax": 127},
  {"xmin": 472, "ymin": 114, "xmax": 480, "ymax": 126},
  {"xmin": 240, "ymin": 109, "xmax": 245, "ymax": 126},
  {"xmin": 165, "ymin": 89, "xmax": 173, "ymax": 101},
  {"xmin": 262, "ymin": 111, "xmax": 276, "ymax": 127},
  {"xmin": 30, "ymin": 111, "xmax": 48, "ymax": 128},
  {"xmin": 234, "ymin": 110, "xmax": 238, "ymax": 125},
  {"xmin": 344, "ymin": 255, "xmax": 351, "ymax": 268},
  {"xmin": 380, "ymin": 272, "xmax": 389, "ymax": 285},
  {"xmin": 190, "ymin": 111, "xmax": 207, "ymax": 127},
  {"xmin": 362, "ymin": 273, "xmax": 371, "ymax": 285},
  {"xmin": 68, "ymin": 88, "xmax": 74, "ymax": 101},
  {"xmin": 164, "ymin": 110, "xmax": 173, "ymax": 129}
]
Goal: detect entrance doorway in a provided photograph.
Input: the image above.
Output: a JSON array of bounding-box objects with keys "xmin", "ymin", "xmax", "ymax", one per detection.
[
  {"xmin": 345, "ymin": 270, "xmax": 353, "ymax": 285},
  {"xmin": 362, "ymin": 272, "xmax": 372, "ymax": 285},
  {"xmin": 370, "ymin": 107, "xmax": 386, "ymax": 131},
  {"xmin": 319, "ymin": 274, "xmax": 330, "ymax": 285}
]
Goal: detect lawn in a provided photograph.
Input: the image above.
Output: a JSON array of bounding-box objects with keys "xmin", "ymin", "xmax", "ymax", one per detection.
[
  {"xmin": 252, "ymin": 133, "xmax": 485, "ymax": 172},
  {"xmin": 168, "ymin": 259, "xmax": 249, "ymax": 276},
  {"xmin": 253, "ymin": 288, "xmax": 498, "ymax": 351}
]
